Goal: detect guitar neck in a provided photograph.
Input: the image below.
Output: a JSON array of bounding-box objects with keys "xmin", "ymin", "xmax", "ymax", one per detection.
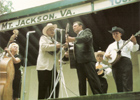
[{"xmin": 6, "ymin": 41, "xmax": 12, "ymax": 48}]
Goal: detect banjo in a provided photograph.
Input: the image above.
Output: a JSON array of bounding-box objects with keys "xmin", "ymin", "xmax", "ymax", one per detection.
[{"xmin": 108, "ymin": 31, "xmax": 140, "ymax": 65}]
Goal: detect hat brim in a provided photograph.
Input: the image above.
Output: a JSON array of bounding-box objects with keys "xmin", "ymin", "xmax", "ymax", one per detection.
[
  {"xmin": 108, "ymin": 30, "xmax": 124, "ymax": 34},
  {"xmin": 108, "ymin": 30, "xmax": 113, "ymax": 33},
  {"xmin": 95, "ymin": 52, "xmax": 105, "ymax": 58},
  {"xmin": 42, "ymin": 24, "xmax": 57, "ymax": 35}
]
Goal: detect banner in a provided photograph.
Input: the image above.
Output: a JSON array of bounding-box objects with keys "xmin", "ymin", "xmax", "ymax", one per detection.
[
  {"xmin": 0, "ymin": 0, "xmax": 138, "ymax": 32},
  {"xmin": 94, "ymin": 0, "xmax": 138, "ymax": 11},
  {"xmin": 0, "ymin": 3, "xmax": 92, "ymax": 31}
]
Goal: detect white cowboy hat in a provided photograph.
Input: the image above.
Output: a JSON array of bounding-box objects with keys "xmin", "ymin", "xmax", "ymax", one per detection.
[
  {"xmin": 95, "ymin": 50, "xmax": 105, "ymax": 58},
  {"xmin": 42, "ymin": 23, "xmax": 57, "ymax": 35}
]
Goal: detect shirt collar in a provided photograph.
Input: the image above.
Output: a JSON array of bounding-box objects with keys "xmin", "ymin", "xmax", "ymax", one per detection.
[
  {"xmin": 116, "ymin": 39, "xmax": 123, "ymax": 43},
  {"xmin": 77, "ymin": 30, "xmax": 83, "ymax": 36},
  {"xmin": 97, "ymin": 62, "xmax": 103, "ymax": 65},
  {"xmin": 44, "ymin": 34, "xmax": 53, "ymax": 40}
]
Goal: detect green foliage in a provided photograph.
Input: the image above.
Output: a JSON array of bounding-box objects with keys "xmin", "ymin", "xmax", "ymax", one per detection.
[{"xmin": 0, "ymin": 0, "xmax": 14, "ymax": 15}]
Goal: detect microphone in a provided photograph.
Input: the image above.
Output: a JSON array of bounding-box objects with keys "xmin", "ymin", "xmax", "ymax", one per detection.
[{"xmin": 55, "ymin": 28, "xmax": 65, "ymax": 32}]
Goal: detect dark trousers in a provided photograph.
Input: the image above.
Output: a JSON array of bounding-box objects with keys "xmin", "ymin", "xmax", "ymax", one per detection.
[
  {"xmin": 13, "ymin": 70, "xmax": 21, "ymax": 98},
  {"xmin": 98, "ymin": 76, "xmax": 108, "ymax": 93},
  {"xmin": 76, "ymin": 61, "xmax": 102, "ymax": 95},
  {"xmin": 112, "ymin": 57, "xmax": 133, "ymax": 92},
  {"xmin": 37, "ymin": 69, "xmax": 59, "ymax": 99}
]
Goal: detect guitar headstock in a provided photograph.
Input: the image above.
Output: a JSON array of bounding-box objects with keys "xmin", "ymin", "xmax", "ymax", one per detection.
[
  {"xmin": 65, "ymin": 23, "xmax": 69, "ymax": 33},
  {"xmin": 135, "ymin": 30, "xmax": 140, "ymax": 37},
  {"xmin": 65, "ymin": 23, "xmax": 69, "ymax": 38}
]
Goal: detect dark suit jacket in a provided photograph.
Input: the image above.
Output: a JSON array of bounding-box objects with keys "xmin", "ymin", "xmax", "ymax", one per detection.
[{"xmin": 74, "ymin": 28, "xmax": 96, "ymax": 63}]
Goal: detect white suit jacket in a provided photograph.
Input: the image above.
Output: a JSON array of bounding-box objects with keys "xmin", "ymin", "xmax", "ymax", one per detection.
[{"xmin": 36, "ymin": 35, "xmax": 64, "ymax": 71}]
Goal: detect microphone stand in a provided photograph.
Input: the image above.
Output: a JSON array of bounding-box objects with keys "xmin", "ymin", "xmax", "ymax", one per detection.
[
  {"xmin": 53, "ymin": 29, "xmax": 57, "ymax": 98},
  {"xmin": 21, "ymin": 31, "xmax": 35, "ymax": 100},
  {"xmin": 48, "ymin": 29, "xmax": 68, "ymax": 99}
]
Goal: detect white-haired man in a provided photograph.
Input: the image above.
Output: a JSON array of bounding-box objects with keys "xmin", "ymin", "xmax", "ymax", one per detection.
[{"xmin": 36, "ymin": 23, "xmax": 64, "ymax": 99}]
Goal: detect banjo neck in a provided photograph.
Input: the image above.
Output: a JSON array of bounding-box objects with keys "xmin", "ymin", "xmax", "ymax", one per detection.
[
  {"xmin": 117, "ymin": 39, "xmax": 131, "ymax": 53},
  {"xmin": 117, "ymin": 30, "xmax": 140, "ymax": 53}
]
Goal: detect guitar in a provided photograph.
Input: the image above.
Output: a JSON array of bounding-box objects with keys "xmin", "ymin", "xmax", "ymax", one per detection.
[
  {"xmin": 108, "ymin": 31, "xmax": 140, "ymax": 65},
  {"xmin": 0, "ymin": 47, "xmax": 4, "ymax": 58},
  {"xmin": 68, "ymin": 43, "xmax": 76, "ymax": 68},
  {"xmin": 65, "ymin": 23, "xmax": 76, "ymax": 69}
]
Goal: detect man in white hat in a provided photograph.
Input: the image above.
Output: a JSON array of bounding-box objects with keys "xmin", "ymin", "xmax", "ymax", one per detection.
[
  {"xmin": 36, "ymin": 23, "xmax": 63, "ymax": 99},
  {"xmin": 95, "ymin": 50, "xmax": 112, "ymax": 93}
]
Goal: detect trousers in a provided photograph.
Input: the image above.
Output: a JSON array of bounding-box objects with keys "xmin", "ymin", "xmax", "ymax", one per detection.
[{"xmin": 112, "ymin": 57, "xmax": 133, "ymax": 92}]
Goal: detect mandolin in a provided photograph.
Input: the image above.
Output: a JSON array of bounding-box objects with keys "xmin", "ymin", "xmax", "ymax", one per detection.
[
  {"xmin": 96, "ymin": 65, "xmax": 112, "ymax": 75},
  {"xmin": 96, "ymin": 65, "xmax": 104, "ymax": 75}
]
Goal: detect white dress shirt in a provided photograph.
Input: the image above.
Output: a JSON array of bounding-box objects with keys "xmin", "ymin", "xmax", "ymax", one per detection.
[
  {"xmin": 95, "ymin": 62, "xmax": 112, "ymax": 78},
  {"xmin": 104, "ymin": 39, "xmax": 139, "ymax": 61}
]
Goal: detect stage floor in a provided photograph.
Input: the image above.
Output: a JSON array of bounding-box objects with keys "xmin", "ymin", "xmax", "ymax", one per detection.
[{"xmin": 48, "ymin": 91, "xmax": 140, "ymax": 100}]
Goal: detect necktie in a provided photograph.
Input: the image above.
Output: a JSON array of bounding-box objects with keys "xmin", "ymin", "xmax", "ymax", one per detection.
[
  {"xmin": 48, "ymin": 38, "xmax": 60, "ymax": 55},
  {"xmin": 117, "ymin": 42, "xmax": 119, "ymax": 49},
  {"xmin": 51, "ymin": 38, "xmax": 54, "ymax": 43}
]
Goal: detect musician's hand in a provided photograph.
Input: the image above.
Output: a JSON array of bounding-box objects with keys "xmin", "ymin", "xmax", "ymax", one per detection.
[
  {"xmin": 4, "ymin": 47, "xmax": 10, "ymax": 54},
  {"xmin": 130, "ymin": 35, "xmax": 137, "ymax": 45},
  {"xmin": 63, "ymin": 43, "xmax": 68, "ymax": 48},
  {"xmin": 64, "ymin": 51, "xmax": 69, "ymax": 58},
  {"xmin": 105, "ymin": 54, "xmax": 112, "ymax": 59},
  {"xmin": 66, "ymin": 36, "xmax": 75, "ymax": 43},
  {"xmin": 56, "ymin": 43, "xmax": 61, "ymax": 48}
]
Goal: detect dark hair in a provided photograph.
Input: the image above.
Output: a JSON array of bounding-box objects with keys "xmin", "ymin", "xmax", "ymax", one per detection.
[{"xmin": 73, "ymin": 21, "xmax": 84, "ymax": 27}]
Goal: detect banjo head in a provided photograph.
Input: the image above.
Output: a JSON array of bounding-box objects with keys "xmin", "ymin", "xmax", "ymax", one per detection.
[{"xmin": 108, "ymin": 50, "xmax": 118, "ymax": 64}]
